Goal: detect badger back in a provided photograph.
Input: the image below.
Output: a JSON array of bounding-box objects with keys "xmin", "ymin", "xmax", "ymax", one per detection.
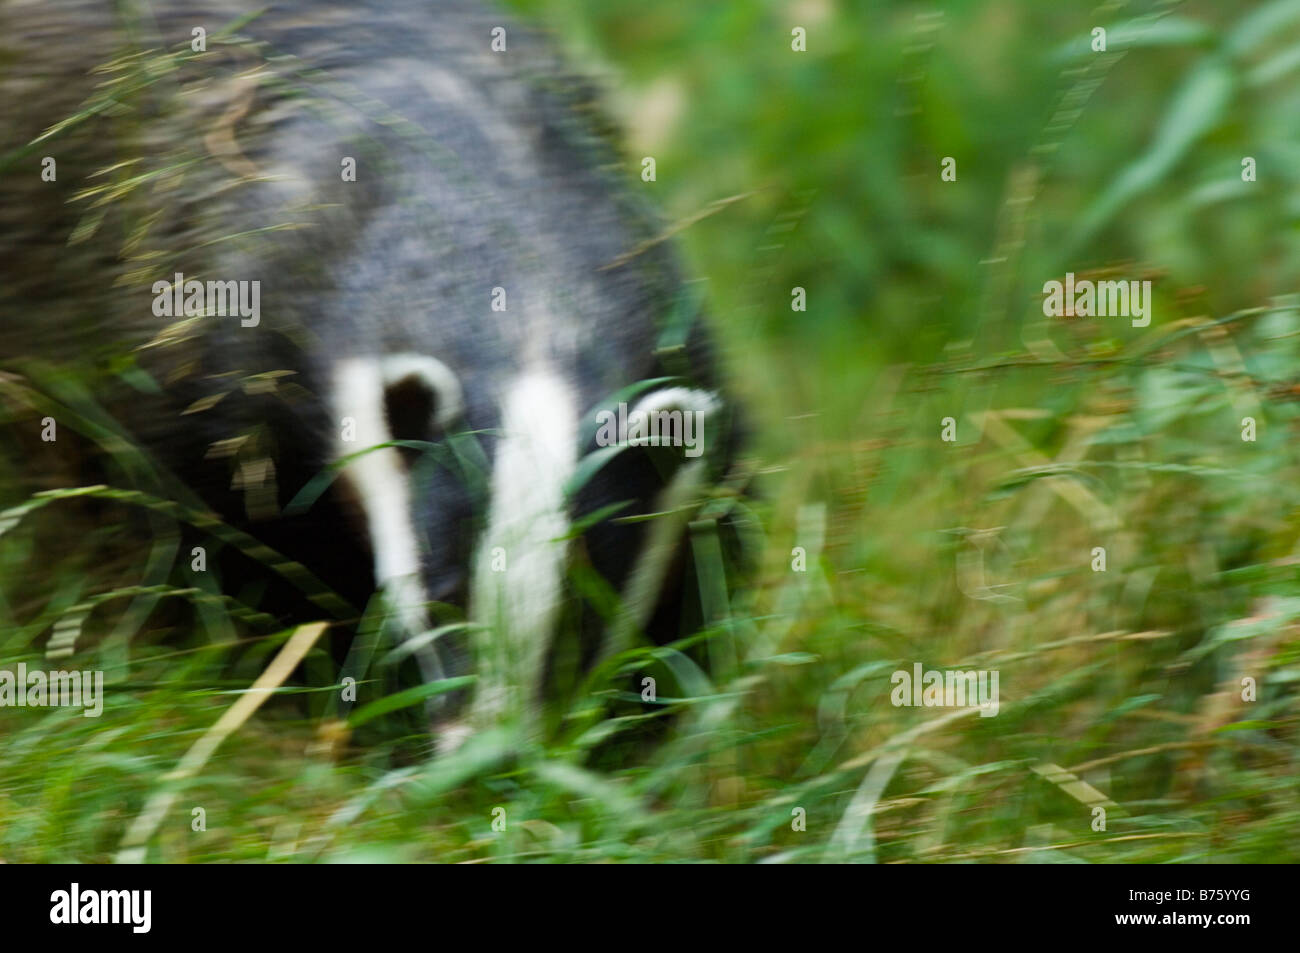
[{"xmin": 0, "ymin": 0, "xmax": 728, "ymax": 739}]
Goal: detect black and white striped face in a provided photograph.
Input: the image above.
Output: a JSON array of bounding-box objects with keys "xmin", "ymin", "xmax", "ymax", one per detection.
[{"xmin": 327, "ymin": 346, "xmax": 726, "ymax": 748}]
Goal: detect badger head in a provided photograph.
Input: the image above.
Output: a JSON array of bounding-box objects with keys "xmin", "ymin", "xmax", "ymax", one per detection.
[{"xmin": 327, "ymin": 348, "xmax": 729, "ymax": 752}]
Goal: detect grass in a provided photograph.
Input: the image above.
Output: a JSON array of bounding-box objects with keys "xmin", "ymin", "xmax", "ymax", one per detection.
[{"xmin": 2, "ymin": 0, "xmax": 1299, "ymax": 863}]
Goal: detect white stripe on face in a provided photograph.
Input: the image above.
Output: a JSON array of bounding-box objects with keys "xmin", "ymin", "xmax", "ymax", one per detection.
[
  {"xmin": 331, "ymin": 357, "xmax": 428, "ymax": 637},
  {"xmin": 469, "ymin": 367, "xmax": 577, "ymax": 732}
]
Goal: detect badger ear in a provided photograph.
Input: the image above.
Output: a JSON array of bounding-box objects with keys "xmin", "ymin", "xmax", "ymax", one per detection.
[
  {"xmin": 631, "ymin": 386, "xmax": 720, "ymax": 420},
  {"xmin": 629, "ymin": 386, "xmax": 721, "ymax": 462},
  {"xmin": 380, "ymin": 353, "xmax": 463, "ymax": 443}
]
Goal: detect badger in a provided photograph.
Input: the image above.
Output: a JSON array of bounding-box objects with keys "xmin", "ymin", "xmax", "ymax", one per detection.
[{"xmin": 0, "ymin": 0, "xmax": 737, "ymax": 748}]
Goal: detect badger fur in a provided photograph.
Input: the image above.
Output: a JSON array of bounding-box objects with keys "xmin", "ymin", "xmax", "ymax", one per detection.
[{"xmin": 0, "ymin": 0, "xmax": 736, "ymax": 748}]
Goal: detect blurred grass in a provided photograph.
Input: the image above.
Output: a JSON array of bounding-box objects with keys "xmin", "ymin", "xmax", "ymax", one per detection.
[{"xmin": 2, "ymin": 0, "xmax": 1299, "ymax": 862}]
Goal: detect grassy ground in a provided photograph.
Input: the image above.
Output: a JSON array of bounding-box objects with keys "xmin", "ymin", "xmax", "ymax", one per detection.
[{"xmin": 2, "ymin": 0, "xmax": 1299, "ymax": 862}]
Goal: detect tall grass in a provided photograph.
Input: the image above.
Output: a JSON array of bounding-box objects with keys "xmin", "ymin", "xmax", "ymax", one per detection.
[{"xmin": 2, "ymin": 0, "xmax": 1299, "ymax": 863}]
